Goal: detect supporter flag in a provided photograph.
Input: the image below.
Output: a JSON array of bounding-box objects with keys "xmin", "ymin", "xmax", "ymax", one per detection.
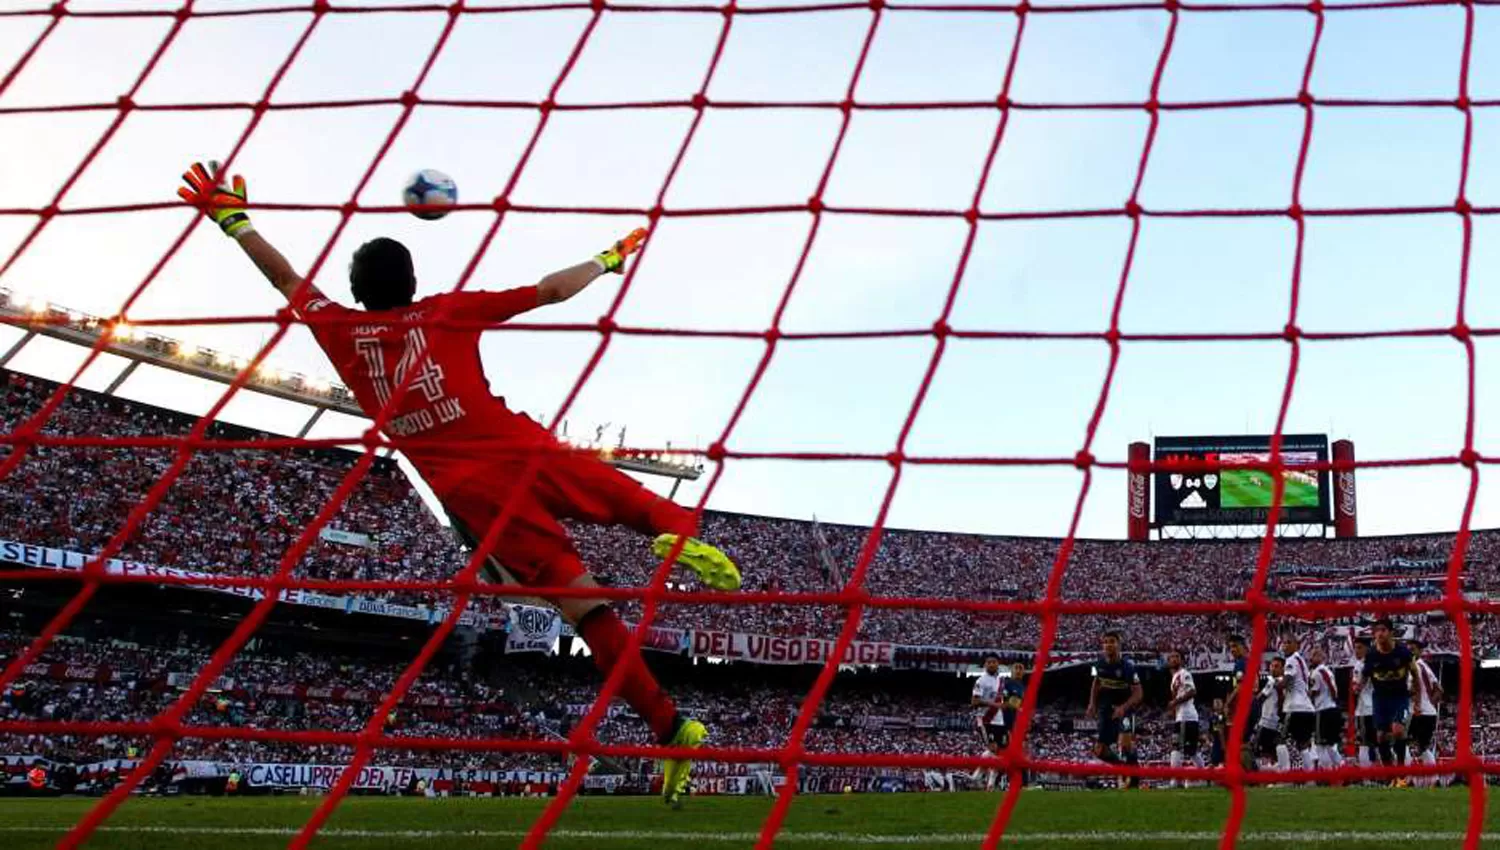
[
  {"xmin": 810, "ymin": 517, "xmax": 845, "ymax": 591},
  {"xmin": 505, "ymin": 604, "xmax": 562, "ymax": 654}
]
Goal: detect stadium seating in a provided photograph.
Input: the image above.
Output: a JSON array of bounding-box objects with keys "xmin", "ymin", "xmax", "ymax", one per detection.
[
  {"xmin": 2, "ymin": 368, "xmax": 1491, "ymax": 656},
  {"xmin": 1, "ymin": 627, "xmax": 1480, "ymax": 786}
]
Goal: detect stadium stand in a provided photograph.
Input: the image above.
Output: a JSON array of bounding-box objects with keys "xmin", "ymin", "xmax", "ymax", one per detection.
[
  {"xmin": 0, "ymin": 623, "xmax": 1485, "ymax": 797},
  {"xmin": 3, "ymin": 369, "xmax": 1487, "ymax": 659},
  {"xmin": 1, "ymin": 366, "xmax": 1492, "ymax": 797},
  {"xmin": 0, "ymin": 369, "xmax": 473, "ymax": 609}
]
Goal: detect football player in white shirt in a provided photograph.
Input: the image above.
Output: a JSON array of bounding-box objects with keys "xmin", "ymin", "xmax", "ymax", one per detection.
[
  {"xmin": 1307, "ymin": 646, "xmax": 1343, "ymax": 773},
  {"xmin": 1257, "ymin": 657, "xmax": 1291, "ymax": 773},
  {"xmin": 1406, "ymin": 639, "xmax": 1443, "ymax": 787},
  {"xmin": 1278, "ymin": 635, "xmax": 1318, "ymax": 772},
  {"xmin": 1165, "ymin": 651, "xmax": 1205, "ymax": 787},
  {"xmin": 971, "ymin": 652, "xmax": 1007, "ymax": 791},
  {"xmin": 1351, "ymin": 637, "xmax": 1376, "ymax": 774}
]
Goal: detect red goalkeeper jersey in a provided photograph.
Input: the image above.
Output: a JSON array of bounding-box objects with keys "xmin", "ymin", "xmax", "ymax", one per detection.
[{"xmin": 292, "ymin": 284, "xmax": 549, "ymax": 490}]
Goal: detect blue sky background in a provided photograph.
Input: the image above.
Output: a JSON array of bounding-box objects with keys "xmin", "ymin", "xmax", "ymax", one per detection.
[{"xmin": 1, "ymin": 0, "xmax": 1499, "ymax": 538}]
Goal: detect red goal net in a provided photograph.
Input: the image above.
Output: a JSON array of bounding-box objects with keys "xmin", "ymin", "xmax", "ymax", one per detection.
[{"xmin": 0, "ymin": 1, "xmax": 1489, "ymax": 848}]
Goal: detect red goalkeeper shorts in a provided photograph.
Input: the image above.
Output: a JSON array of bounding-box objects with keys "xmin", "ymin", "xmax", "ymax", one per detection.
[{"xmin": 436, "ymin": 446, "xmax": 692, "ymax": 590}]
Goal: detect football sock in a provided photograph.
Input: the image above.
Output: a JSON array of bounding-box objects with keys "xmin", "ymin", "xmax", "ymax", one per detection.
[
  {"xmin": 1301, "ymin": 748, "xmax": 1317, "ymax": 771},
  {"xmin": 1421, "ymin": 750, "xmax": 1437, "ymax": 787},
  {"xmin": 576, "ymin": 605, "xmax": 678, "ymax": 743},
  {"xmin": 1169, "ymin": 751, "xmax": 1183, "ymax": 786},
  {"xmin": 1394, "ymin": 738, "xmax": 1408, "ymax": 766},
  {"xmin": 1321, "ymin": 745, "xmax": 1342, "ymax": 770},
  {"xmin": 1123, "ymin": 750, "xmax": 1140, "ymax": 788},
  {"xmin": 1357, "ymin": 747, "xmax": 1371, "ymax": 768},
  {"xmin": 1377, "ymin": 742, "xmax": 1394, "ymax": 766},
  {"xmin": 1276, "ymin": 745, "xmax": 1291, "ymax": 772}
]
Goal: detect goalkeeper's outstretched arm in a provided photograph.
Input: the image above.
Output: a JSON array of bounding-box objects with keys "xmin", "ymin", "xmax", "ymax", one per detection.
[
  {"xmin": 181, "ymin": 160, "xmax": 647, "ymax": 307},
  {"xmin": 237, "ymin": 230, "xmax": 309, "ymax": 301},
  {"xmin": 178, "ymin": 161, "xmax": 321, "ymax": 303},
  {"xmin": 537, "ymin": 227, "xmax": 649, "ymax": 305}
]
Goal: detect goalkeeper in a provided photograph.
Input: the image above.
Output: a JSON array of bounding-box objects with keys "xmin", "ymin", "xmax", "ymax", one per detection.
[{"xmin": 179, "ymin": 162, "xmax": 739, "ymax": 808}]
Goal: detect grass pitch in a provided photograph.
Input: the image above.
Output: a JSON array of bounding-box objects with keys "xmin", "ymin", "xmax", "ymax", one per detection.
[
  {"xmin": 0, "ymin": 788, "xmax": 1490, "ymax": 850},
  {"xmin": 1219, "ymin": 469, "xmax": 1320, "ymax": 509}
]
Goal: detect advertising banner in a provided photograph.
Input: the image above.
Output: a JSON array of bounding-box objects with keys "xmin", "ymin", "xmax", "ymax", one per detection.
[{"xmin": 688, "ymin": 630, "xmax": 894, "ymax": 667}]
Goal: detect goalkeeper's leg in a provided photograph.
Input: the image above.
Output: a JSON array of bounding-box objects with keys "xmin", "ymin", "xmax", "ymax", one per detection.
[
  {"xmin": 543, "ymin": 448, "xmax": 699, "ymax": 538},
  {"xmin": 551, "ymin": 582, "xmax": 708, "ymax": 807},
  {"xmin": 449, "ymin": 500, "xmax": 708, "ymax": 804},
  {"xmin": 544, "ymin": 453, "xmax": 741, "ymax": 591}
]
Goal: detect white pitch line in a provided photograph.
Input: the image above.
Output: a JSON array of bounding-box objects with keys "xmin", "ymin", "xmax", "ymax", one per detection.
[{"xmin": 0, "ymin": 826, "xmax": 1490, "ymax": 843}]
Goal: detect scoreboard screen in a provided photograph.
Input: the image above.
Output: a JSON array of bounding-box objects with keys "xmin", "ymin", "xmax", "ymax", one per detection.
[{"xmin": 1153, "ymin": 434, "xmax": 1332, "ymax": 526}]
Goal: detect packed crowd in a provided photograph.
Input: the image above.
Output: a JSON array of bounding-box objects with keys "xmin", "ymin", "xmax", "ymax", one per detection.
[
  {"xmin": 6, "ymin": 626, "xmax": 1490, "ymax": 790},
  {"xmin": 3, "ymin": 368, "xmax": 1498, "ymax": 656},
  {"xmin": 0, "ymin": 370, "xmax": 476, "ymax": 612},
  {"xmin": 0, "ymin": 628, "xmax": 1166, "ymax": 775},
  {"xmin": 573, "ymin": 517, "xmax": 1487, "ymax": 655},
  {"xmin": 0, "ymin": 630, "xmax": 558, "ymax": 772}
]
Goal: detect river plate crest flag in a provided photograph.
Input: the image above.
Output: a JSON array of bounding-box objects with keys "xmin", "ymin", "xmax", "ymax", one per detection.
[{"xmin": 506, "ymin": 604, "xmax": 562, "ymax": 654}]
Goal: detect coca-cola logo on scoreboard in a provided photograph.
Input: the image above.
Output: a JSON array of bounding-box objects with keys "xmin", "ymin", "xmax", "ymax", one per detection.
[
  {"xmin": 1128, "ymin": 474, "xmax": 1148, "ymax": 519},
  {"xmin": 1337, "ymin": 471, "xmax": 1357, "ymax": 518}
]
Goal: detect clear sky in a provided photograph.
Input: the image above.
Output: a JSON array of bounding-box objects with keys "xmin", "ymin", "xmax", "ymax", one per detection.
[{"xmin": 1, "ymin": 0, "xmax": 1498, "ymax": 539}]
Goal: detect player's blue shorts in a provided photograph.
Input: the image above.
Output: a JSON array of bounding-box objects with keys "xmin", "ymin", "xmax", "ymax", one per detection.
[
  {"xmin": 1371, "ymin": 692, "xmax": 1411, "ymax": 734},
  {"xmin": 1097, "ymin": 712, "xmax": 1137, "ymax": 746}
]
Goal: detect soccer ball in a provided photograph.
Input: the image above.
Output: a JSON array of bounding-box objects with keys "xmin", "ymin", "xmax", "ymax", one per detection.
[{"xmin": 402, "ymin": 169, "xmax": 457, "ymax": 220}]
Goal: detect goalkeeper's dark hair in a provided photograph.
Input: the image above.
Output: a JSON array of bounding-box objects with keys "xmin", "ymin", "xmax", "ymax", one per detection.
[{"xmin": 350, "ymin": 237, "xmax": 416, "ymax": 310}]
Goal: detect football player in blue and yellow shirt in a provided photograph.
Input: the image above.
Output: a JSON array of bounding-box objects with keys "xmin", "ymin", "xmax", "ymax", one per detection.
[
  {"xmin": 1086, "ymin": 630, "xmax": 1144, "ymax": 787},
  {"xmin": 1363, "ymin": 618, "xmax": 1416, "ymax": 786}
]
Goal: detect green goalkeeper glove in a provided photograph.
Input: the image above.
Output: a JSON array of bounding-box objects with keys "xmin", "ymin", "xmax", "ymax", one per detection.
[
  {"xmin": 178, "ymin": 160, "xmax": 253, "ymax": 239},
  {"xmin": 594, "ymin": 227, "xmax": 648, "ymax": 274}
]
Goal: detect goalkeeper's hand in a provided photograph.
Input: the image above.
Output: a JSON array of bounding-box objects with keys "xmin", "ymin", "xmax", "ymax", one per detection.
[
  {"xmin": 593, "ymin": 227, "xmax": 648, "ymax": 274},
  {"xmin": 178, "ymin": 160, "xmax": 253, "ymax": 239}
]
